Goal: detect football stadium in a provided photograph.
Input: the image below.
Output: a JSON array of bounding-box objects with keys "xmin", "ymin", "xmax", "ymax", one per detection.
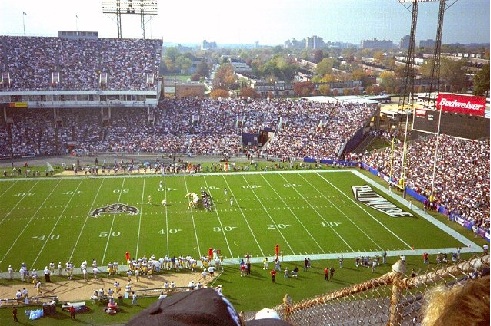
[{"xmin": 0, "ymin": 1, "xmax": 489, "ymax": 325}]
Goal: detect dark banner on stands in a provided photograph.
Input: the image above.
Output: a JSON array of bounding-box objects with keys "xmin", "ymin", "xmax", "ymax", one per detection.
[{"xmin": 361, "ymin": 162, "xmax": 489, "ymax": 242}]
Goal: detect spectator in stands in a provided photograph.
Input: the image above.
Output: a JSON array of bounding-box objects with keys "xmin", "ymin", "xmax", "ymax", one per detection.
[{"xmin": 421, "ymin": 275, "xmax": 489, "ymax": 326}]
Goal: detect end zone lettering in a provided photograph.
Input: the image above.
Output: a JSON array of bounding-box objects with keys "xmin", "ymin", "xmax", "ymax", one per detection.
[{"xmin": 352, "ymin": 186, "xmax": 412, "ymax": 217}]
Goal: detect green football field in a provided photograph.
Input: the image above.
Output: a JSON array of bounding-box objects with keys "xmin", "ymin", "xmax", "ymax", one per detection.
[{"xmin": 0, "ymin": 169, "xmax": 480, "ymax": 272}]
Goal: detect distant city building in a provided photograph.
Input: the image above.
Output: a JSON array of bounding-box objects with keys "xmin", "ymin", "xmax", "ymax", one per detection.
[
  {"xmin": 252, "ymin": 80, "xmax": 294, "ymax": 97},
  {"xmin": 361, "ymin": 38, "xmax": 394, "ymax": 50},
  {"xmin": 230, "ymin": 62, "xmax": 253, "ymax": 74},
  {"xmin": 305, "ymin": 35, "xmax": 325, "ymax": 49},
  {"xmin": 201, "ymin": 40, "xmax": 217, "ymax": 50},
  {"xmin": 284, "ymin": 37, "xmax": 355, "ymax": 49},
  {"xmin": 419, "ymin": 39, "xmax": 435, "ymax": 49},
  {"xmin": 399, "ymin": 35, "xmax": 410, "ymax": 49},
  {"xmin": 325, "ymin": 41, "xmax": 357, "ymax": 49},
  {"xmin": 284, "ymin": 38, "xmax": 305, "ymax": 49}
]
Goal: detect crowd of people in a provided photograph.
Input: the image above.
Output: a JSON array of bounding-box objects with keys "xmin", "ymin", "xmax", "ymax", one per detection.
[
  {"xmin": 0, "ymin": 95, "xmax": 489, "ymax": 232},
  {"xmin": 0, "ymin": 97, "xmax": 376, "ymax": 160},
  {"xmin": 361, "ymin": 133, "xmax": 490, "ymax": 232},
  {"xmin": 0, "ymin": 36, "xmax": 161, "ymax": 91}
]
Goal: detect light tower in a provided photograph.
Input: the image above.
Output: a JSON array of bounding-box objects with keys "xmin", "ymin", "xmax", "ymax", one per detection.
[
  {"xmin": 396, "ymin": 0, "xmax": 423, "ymax": 198},
  {"xmin": 424, "ymin": 0, "xmax": 459, "ymax": 109},
  {"xmin": 395, "ymin": 1, "xmax": 460, "ymax": 198},
  {"xmin": 102, "ymin": 0, "xmax": 158, "ymax": 39}
]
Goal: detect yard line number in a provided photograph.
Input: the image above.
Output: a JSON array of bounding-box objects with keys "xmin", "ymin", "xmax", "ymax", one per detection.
[
  {"xmin": 158, "ymin": 229, "xmax": 182, "ymax": 234},
  {"xmin": 99, "ymin": 231, "xmax": 121, "ymax": 237},
  {"xmin": 268, "ymin": 224, "xmax": 290, "ymax": 230},
  {"xmin": 32, "ymin": 234, "xmax": 60, "ymax": 240},
  {"xmin": 321, "ymin": 222, "xmax": 342, "ymax": 227},
  {"xmin": 14, "ymin": 192, "xmax": 34, "ymax": 197},
  {"xmin": 213, "ymin": 226, "xmax": 237, "ymax": 232},
  {"xmin": 113, "ymin": 189, "xmax": 129, "ymax": 194}
]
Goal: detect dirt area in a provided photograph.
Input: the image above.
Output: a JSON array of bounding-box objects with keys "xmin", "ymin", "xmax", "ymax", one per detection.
[{"xmin": 0, "ymin": 272, "xmax": 208, "ymax": 303}]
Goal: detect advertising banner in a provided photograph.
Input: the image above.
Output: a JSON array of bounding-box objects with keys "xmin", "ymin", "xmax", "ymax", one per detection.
[{"xmin": 436, "ymin": 93, "xmax": 486, "ymax": 117}]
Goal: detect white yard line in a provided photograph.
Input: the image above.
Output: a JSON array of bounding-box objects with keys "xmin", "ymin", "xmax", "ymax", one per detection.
[
  {"xmin": 183, "ymin": 176, "xmax": 202, "ymax": 257},
  {"xmin": 101, "ymin": 178, "xmax": 126, "ymax": 264},
  {"xmin": 31, "ymin": 180, "xmax": 83, "ymax": 268},
  {"xmin": 0, "ymin": 179, "xmax": 61, "ymax": 265},
  {"xmin": 317, "ymin": 173, "xmax": 412, "ymax": 249},
  {"xmin": 261, "ymin": 174, "xmax": 324, "ymax": 252},
  {"xmin": 297, "ymin": 173, "xmax": 382, "ymax": 251},
  {"xmin": 222, "ymin": 175, "xmax": 265, "ymax": 256},
  {"xmin": 202, "ymin": 176, "xmax": 233, "ymax": 256},
  {"xmin": 134, "ymin": 178, "xmax": 145, "ymax": 259},
  {"xmin": 163, "ymin": 179, "xmax": 170, "ymax": 256},
  {"xmin": 241, "ymin": 175, "xmax": 295, "ymax": 255},
  {"xmin": 0, "ymin": 179, "xmax": 17, "ymax": 197},
  {"xmin": 350, "ymin": 170, "xmax": 482, "ymax": 251},
  {"xmin": 276, "ymin": 173, "xmax": 354, "ymax": 251},
  {"xmin": 0, "ymin": 181, "xmax": 39, "ymax": 227},
  {"xmin": 68, "ymin": 178, "xmax": 106, "ymax": 262}
]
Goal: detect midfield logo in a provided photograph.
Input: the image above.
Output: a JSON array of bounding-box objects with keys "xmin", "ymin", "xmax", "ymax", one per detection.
[
  {"xmin": 352, "ymin": 186, "xmax": 412, "ymax": 218},
  {"xmin": 90, "ymin": 203, "xmax": 139, "ymax": 217}
]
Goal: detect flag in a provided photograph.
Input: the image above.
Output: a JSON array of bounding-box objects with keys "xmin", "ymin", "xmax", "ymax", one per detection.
[
  {"xmin": 76, "ymin": 14, "xmax": 78, "ymax": 18},
  {"xmin": 23, "ymin": 12, "xmax": 27, "ymax": 15}
]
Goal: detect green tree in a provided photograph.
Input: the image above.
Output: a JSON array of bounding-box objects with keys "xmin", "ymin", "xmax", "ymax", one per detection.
[
  {"xmin": 379, "ymin": 71, "xmax": 397, "ymax": 93},
  {"xmin": 312, "ymin": 49, "xmax": 324, "ymax": 64},
  {"xmin": 240, "ymin": 87, "xmax": 260, "ymax": 99},
  {"xmin": 318, "ymin": 83, "xmax": 331, "ymax": 95},
  {"xmin": 176, "ymin": 56, "xmax": 192, "ymax": 74},
  {"xmin": 315, "ymin": 58, "xmax": 334, "ymax": 77},
  {"xmin": 212, "ymin": 63, "xmax": 236, "ymax": 90},
  {"xmin": 293, "ymin": 81, "xmax": 315, "ymax": 97},
  {"xmin": 210, "ymin": 88, "xmax": 230, "ymax": 99},
  {"xmin": 164, "ymin": 47, "xmax": 180, "ymax": 73},
  {"xmin": 473, "ymin": 64, "xmax": 490, "ymax": 97},
  {"xmin": 439, "ymin": 58, "xmax": 468, "ymax": 93},
  {"xmin": 196, "ymin": 60, "xmax": 210, "ymax": 78}
]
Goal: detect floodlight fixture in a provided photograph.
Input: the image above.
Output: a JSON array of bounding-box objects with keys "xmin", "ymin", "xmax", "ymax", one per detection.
[{"xmin": 102, "ymin": 0, "xmax": 158, "ymax": 38}]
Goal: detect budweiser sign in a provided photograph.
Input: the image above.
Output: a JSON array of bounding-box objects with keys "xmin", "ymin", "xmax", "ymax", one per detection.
[{"xmin": 436, "ymin": 93, "xmax": 486, "ymax": 117}]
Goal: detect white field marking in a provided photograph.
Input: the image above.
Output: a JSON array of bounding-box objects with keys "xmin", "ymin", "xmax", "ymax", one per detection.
[
  {"xmin": 134, "ymin": 178, "xmax": 145, "ymax": 259},
  {"xmin": 68, "ymin": 178, "xmax": 106, "ymax": 262},
  {"xmin": 276, "ymin": 173, "xmax": 354, "ymax": 251},
  {"xmin": 0, "ymin": 179, "xmax": 61, "ymax": 265},
  {"xmin": 0, "ymin": 181, "xmax": 39, "ymax": 227},
  {"xmin": 297, "ymin": 173, "xmax": 383, "ymax": 251},
  {"xmin": 0, "ymin": 169, "xmax": 346, "ymax": 183},
  {"xmin": 202, "ymin": 176, "xmax": 233, "ymax": 256},
  {"xmin": 241, "ymin": 175, "xmax": 295, "ymax": 255},
  {"xmin": 183, "ymin": 176, "xmax": 201, "ymax": 257},
  {"xmin": 31, "ymin": 180, "xmax": 83, "ymax": 267},
  {"xmin": 316, "ymin": 173, "xmax": 412, "ymax": 249},
  {"xmin": 163, "ymin": 178, "xmax": 170, "ymax": 257},
  {"xmin": 350, "ymin": 170, "xmax": 482, "ymax": 251},
  {"xmin": 0, "ymin": 179, "xmax": 17, "ymax": 198},
  {"xmin": 260, "ymin": 174, "xmax": 324, "ymax": 252},
  {"xmin": 102, "ymin": 178, "xmax": 126, "ymax": 264},
  {"xmin": 218, "ymin": 246, "xmax": 484, "ymax": 265}
]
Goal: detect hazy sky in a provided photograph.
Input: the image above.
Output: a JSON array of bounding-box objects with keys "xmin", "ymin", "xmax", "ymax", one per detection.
[{"xmin": 0, "ymin": 0, "xmax": 489, "ymax": 45}]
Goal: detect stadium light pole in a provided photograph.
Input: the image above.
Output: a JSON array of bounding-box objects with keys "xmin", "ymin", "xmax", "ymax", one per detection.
[
  {"xmin": 22, "ymin": 12, "xmax": 26, "ymax": 35},
  {"xmin": 430, "ymin": 101, "xmax": 443, "ymax": 200},
  {"xmin": 102, "ymin": 0, "xmax": 158, "ymax": 39},
  {"xmin": 389, "ymin": 125, "xmax": 396, "ymax": 190}
]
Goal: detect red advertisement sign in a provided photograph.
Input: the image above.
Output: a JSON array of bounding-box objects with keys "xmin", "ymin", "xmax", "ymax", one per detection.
[{"xmin": 436, "ymin": 93, "xmax": 486, "ymax": 117}]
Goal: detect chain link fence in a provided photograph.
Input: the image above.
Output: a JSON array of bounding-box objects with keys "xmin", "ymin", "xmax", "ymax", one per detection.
[{"xmin": 270, "ymin": 255, "xmax": 489, "ymax": 326}]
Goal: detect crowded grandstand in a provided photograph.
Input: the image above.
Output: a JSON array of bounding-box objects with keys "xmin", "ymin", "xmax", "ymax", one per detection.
[{"xmin": 0, "ymin": 33, "xmax": 489, "ymax": 325}]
